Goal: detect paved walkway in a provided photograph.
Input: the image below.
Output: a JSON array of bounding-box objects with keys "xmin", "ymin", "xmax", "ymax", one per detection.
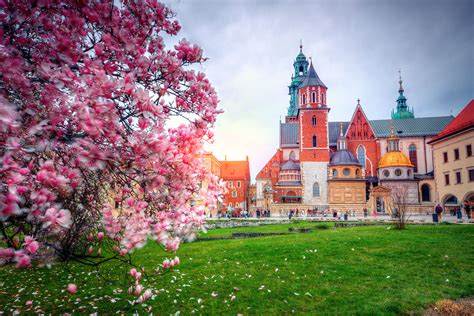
[{"xmin": 211, "ymin": 214, "xmax": 473, "ymax": 224}]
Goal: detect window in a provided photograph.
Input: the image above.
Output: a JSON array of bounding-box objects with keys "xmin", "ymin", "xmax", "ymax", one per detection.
[
  {"xmin": 456, "ymin": 171, "xmax": 461, "ymax": 184},
  {"xmin": 395, "ymin": 169, "xmax": 402, "ymax": 177},
  {"xmin": 383, "ymin": 170, "xmax": 390, "ymax": 178},
  {"xmin": 454, "ymin": 148, "xmax": 460, "ymax": 160},
  {"xmin": 357, "ymin": 146, "xmax": 366, "ymax": 168},
  {"xmin": 302, "ymin": 94, "xmax": 306, "ymax": 105},
  {"xmin": 299, "ymin": 66, "xmax": 304, "ymax": 75},
  {"xmin": 407, "ymin": 169, "xmax": 412, "ymax": 177},
  {"xmin": 232, "ymin": 190, "xmax": 237, "ymax": 198},
  {"xmin": 312, "ymin": 92, "xmax": 316, "ymax": 103},
  {"xmin": 409, "ymin": 144, "xmax": 417, "ymax": 172},
  {"xmin": 322, "ymin": 93, "xmax": 325, "ymax": 105},
  {"xmin": 312, "ymin": 135, "xmax": 317, "ymax": 147},
  {"xmin": 356, "ymin": 169, "xmax": 360, "ymax": 177},
  {"xmin": 343, "ymin": 168, "xmax": 350, "ymax": 176},
  {"xmin": 236, "ymin": 181, "xmax": 241, "ymax": 188},
  {"xmin": 421, "ymin": 184, "xmax": 431, "ymax": 202},
  {"xmin": 312, "ymin": 115, "xmax": 316, "ymax": 126},
  {"xmin": 332, "ymin": 169, "xmax": 338, "ymax": 177},
  {"xmin": 228, "ymin": 181, "xmax": 233, "ymax": 188},
  {"xmin": 467, "ymin": 145, "xmax": 472, "ymax": 157},
  {"xmin": 445, "ymin": 174, "xmax": 450, "ymax": 185},
  {"xmin": 228, "ymin": 202, "xmax": 232, "ymax": 207},
  {"xmin": 313, "ymin": 182, "xmax": 320, "ymax": 197},
  {"xmin": 443, "ymin": 152, "xmax": 448, "ymax": 163},
  {"xmin": 469, "ymin": 169, "xmax": 474, "ymax": 182},
  {"xmin": 289, "ymin": 151, "xmax": 296, "ymax": 160}
]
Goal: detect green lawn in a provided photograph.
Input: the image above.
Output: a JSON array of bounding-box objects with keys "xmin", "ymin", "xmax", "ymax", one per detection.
[{"xmin": 1, "ymin": 223, "xmax": 473, "ymax": 314}]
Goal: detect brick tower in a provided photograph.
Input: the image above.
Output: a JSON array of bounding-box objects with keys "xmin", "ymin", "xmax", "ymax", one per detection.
[{"xmin": 298, "ymin": 60, "xmax": 330, "ymax": 206}]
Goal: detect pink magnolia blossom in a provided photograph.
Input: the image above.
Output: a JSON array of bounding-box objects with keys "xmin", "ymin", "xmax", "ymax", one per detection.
[
  {"xmin": 0, "ymin": 0, "xmax": 223, "ymax": 291},
  {"xmin": 67, "ymin": 284, "xmax": 77, "ymax": 294}
]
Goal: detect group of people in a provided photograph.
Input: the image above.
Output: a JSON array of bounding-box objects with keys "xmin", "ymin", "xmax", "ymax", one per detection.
[
  {"xmin": 255, "ymin": 209, "xmax": 271, "ymax": 218},
  {"xmin": 434, "ymin": 201, "xmax": 472, "ymax": 222}
]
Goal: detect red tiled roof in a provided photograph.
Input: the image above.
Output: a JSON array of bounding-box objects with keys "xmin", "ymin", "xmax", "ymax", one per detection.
[
  {"xmin": 429, "ymin": 100, "xmax": 474, "ymax": 143},
  {"xmin": 220, "ymin": 159, "xmax": 250, "ymax": 180},
  {"xmin": 256, "ymin": 150, "xmax": 282, "ymax": 179}
]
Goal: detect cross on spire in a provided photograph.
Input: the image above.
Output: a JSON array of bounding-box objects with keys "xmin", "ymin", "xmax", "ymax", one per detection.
[
  {"xmin": 398, "ymin": 68, "xmax": 404, "ymax": 92},
  {"xmin": 299, "ymin": 39, "xmax": 303, "ymax": 52}
]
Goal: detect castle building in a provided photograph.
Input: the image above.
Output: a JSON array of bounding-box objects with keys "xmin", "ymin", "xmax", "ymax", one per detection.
[
  {"xmin": 255, "ymin": 45, "xmax": 455, "ymax": 214},
  {"xmin": 428, "ymin": 100, "xmax": 474, "ymax": 212},
  {"xmin": 198, "ymin": 153, "xmax": 251, "ymax": 217}
]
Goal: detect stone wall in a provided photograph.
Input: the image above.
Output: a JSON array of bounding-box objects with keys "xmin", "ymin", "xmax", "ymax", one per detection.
[{"xmin": 301, "ymin": 161, "xmax": 329, "ymax": 205}]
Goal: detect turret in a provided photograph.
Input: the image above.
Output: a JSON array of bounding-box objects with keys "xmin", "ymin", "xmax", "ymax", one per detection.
[{"xmin": 391, "ymin": 70, "xmax": 415, "ymax": 119}]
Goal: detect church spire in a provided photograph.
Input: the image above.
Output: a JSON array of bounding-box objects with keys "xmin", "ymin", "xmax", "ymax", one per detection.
[
  {"xmin": 337, "ymin": 122, "xmax": 347, "ymax": 150},
  {"xmin": 391, "ymin": 69, "xmax": 414, "ymax": 120}
]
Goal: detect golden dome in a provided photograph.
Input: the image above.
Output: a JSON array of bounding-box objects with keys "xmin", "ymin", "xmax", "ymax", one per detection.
[{"xmin": 378, "ymin": 151, "xmax": 413, "ymax": 168}]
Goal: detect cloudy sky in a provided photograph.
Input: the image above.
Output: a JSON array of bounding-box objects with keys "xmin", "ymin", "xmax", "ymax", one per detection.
[{"xmin": 164, "ymin": 0, "xmax": 473, "ymax": 181}]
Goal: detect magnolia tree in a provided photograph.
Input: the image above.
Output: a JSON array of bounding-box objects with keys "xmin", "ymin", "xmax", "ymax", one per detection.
[{"xmin": 0, "ymin": 0, "xmax": 223, "ymax": 296}]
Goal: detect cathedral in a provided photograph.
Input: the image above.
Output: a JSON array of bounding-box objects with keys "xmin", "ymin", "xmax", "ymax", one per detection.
[{"xmin": 255, "ymin": 44, "xmax": 454, "ymax": 214}]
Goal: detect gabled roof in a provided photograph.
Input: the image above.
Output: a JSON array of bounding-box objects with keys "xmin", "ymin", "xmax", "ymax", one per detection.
[
  {"xmin": 220, "ymin": 159, "xmax": 250, "ymax": 180},
  {"xmin": 298, "ymin": 62, "xmax": 326, "ymax": 88},
  {"xmin": 428, "ymin": 100, "xmax": 474, "ymax": 143},
  {"xmin": 328, "ymin": 122, "xmax": 349, "ymax": 146},
  {"xmin": 344, "ymin": 104, "xmax": 377, "ymax": 138},
  {"xmin": 280, "ymin": 122, "xmax": 299, "ymax": 148},
  {"xmin": 370, "ymin": 116, "xmax": 454, "ymax": 137},
  {"xmin": 256, "ymin": 151, "xmax": 282, "ymax": 179}
]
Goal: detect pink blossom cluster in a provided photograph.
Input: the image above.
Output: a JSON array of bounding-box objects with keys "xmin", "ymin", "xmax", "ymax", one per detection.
[
  {"xmin": 128, "ymin": 268, "xmax": 152, "ymax": 304},
  {"xmin": 0, "ymin": 0, "xmax": 223, "ymax": 270}
]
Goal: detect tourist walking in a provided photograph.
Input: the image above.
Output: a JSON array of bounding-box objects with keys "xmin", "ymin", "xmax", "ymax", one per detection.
[
  {"xmin": 435, "ymin": 203, "xmax": 443, "ymax": 222},
  {"xmin": 464, "ymin": 200, "xmax": 471, "ymax": 219}
]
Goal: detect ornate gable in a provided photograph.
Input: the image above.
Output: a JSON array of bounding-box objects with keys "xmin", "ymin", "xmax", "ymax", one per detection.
[{"xmin": 345, "ymin": 103, "xmax": 376, "ymax": 141}]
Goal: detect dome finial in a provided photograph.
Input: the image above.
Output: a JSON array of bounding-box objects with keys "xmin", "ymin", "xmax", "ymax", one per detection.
[
  {"xmin": 357, "ymin": 98, "xmax": 360, "ymax": 106},
  {"xmin": 339, "ymin": 122, "xmax": 344, "ymax": 137},
  {"xmin": 299, "ymin": 39, "xmax": 303, "ymax": 52}
]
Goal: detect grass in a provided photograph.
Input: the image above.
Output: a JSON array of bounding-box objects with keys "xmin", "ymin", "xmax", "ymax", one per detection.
[{"xmin": 1, "ymin": 222, "xmax": 473, "ymax": 314}]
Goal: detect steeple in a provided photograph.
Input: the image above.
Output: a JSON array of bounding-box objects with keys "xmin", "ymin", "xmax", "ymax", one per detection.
[
  {"xmin": 337, "ymin": 122, "xmax": 347, "ymax": 150},
  {"xmin": 391, "ymin": 69, "xmax": 415, "ymax": 119},
  {"xmin": 299, "ymin": 60, "xmax": 326, "ymax": 88},
  {"xmin": 287, "ymin": 42, "xmax": 309, "ymax": 117},
  {"xmin": 387, "ymin": 121, "xmax": 400, "ymax": 152}
]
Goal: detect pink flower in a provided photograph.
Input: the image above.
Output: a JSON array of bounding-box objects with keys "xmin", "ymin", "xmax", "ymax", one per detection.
[
  {"xmin": 97, "ymin": 232, "xmax": 104, "ymax": 241},
  {"xmin": 130, "ymin": 268, "xmax": 137, "ymax": 277},
  {"xmin": 67, "ymin": 283, "xmax": 77, "ymax": 294},
  {"xmin": 134, "ymin": 284, "xmax": 143, "ymax": 296},
  {"xmin": 16, "ymin": 255, "xmax": 31, "ymax": 268},
  {"xmin": 162, "ymin": 259, "xmax": 170, "ymax": 269},
  {"xmin": 26, "ymin": 241, "xmax": 40, "ymax": 255},
  {"xmin": 174, "ymin": 256, "xmax": 180, "ymax": 266},
  {"xmin": 25, "ymin": 300, "xmax": 33, "ymax": 306}
]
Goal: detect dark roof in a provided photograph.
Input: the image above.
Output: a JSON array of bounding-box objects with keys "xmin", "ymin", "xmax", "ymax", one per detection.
[
  {"xmin": 370, "ymin": 116, "xmax": 454, "ymax": 137},
  {"xmin": 327, "ymin": 116, "xmax": 453, "ymax": 143},
  {"xmin": 429, "ymin": 100, "xmax": 474, "ymax": 143},
  {"xmin": 328, "ymin": 122, "xmax": 349, "ymax": 146},
  {"xmin": 280, "ymin": 122, "xmax": 299, "ymax": 148},
  {"xmin": 276, "ymin": 181, "xmax": 302, "ymax": 186},
  {"xmin": 329, "ymin": 150, "xmax": 360, "ymax": 166},
  {"xmin": 281, "ymin": 160, "xmax": 300, "ymax": 170},
  {"xmin": 298, "ymin": 62, "xmax": 326, "ymax": 88}
]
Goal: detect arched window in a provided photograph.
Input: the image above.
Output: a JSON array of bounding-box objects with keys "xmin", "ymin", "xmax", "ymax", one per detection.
[
  {"xmin": 357, "ymin": 145, "xmax": 366, "ymax": 168},
  {"xmin": 299, "ymin": 66, "xmax": 304, "ymax": 75},
  {"xmin": 313, "ymin": 182, "xmax": 320, "ymax": 197},
  {"xmin": 312, "ymin": 92, "xmax": 316, "ymax": 103},
  {"xmin": 289, "ymin": 151, "xmax": 296, "ymax": 160},
  {"xmin": 312, "ymin": 135, "xmax": 317, "ymax": 147},
  {"xmin": 322, "ymin": 93, "xmax": 325, "ymax": 105},
  {"xmin": 332, "ymin": 169, "xmax": 338, "ymax": 177},
  {"xmin": 421, "ymin": 184, "xmax": 431, "ymax": 202},
  {"xmin": 312, "ymin": 115, "xmax": 316, "ymax": 126},
  {"xmin": 409, "ymin": 144, "xmax": 417, "ymax": 172},
  {"xmin": 302, "ymin": 94, "xmax": 306, "ymax": 105}
]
